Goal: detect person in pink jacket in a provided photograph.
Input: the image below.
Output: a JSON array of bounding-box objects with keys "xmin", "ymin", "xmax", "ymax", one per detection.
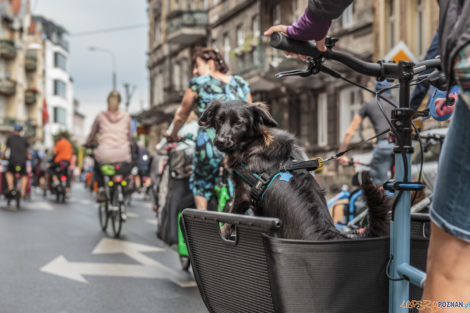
[{"xmin": 85, "ymin": 91, "xmax": 132, "ymax": 202}]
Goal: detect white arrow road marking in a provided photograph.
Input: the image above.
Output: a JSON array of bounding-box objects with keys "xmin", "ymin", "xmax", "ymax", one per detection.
[
  {"xmin": 26, "ymin": 201, "xmax": 54, "ymax": 211},
  {"xmin": 42, "ymin": 239, "xmax": 196, "ymax": 287},
  {"xmin": 40, "ymin": 255, "xmax": 195, "ymax": 286},
  {"xmin": 145, "ymin": 219, "xmax": 158, "ymax": 226},
  {"xmin": 92, "ymin": 238, "xmax": 164, "ymax": 266}
]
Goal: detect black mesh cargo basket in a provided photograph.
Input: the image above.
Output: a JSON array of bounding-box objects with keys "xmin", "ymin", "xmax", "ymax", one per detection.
[
  {"xmin": 182, "ymin": 209, "xmax": 281, "ymax": 313},
  {"xmin": 182, "ymin": 210, "xmax": 430, "ymax": 313}
]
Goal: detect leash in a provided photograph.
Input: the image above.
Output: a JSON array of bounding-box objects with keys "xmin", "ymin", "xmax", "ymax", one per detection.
[{"xmin": 234, "ymin": 128, "xmax": 390, "ymax": 207}]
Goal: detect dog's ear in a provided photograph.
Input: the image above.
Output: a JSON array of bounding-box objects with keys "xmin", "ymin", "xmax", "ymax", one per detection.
[
  {"xmin": 199, "ymin": 100, "xmax": 222, "ymax": 128},
  {"xmin": 250, "ymin": 102, "xmax": 278, "ymax": 128}
]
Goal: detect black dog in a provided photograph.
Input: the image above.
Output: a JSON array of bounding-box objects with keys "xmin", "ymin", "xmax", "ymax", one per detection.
[{"xmin": 199, "ymin": 99, "xmax": 391, "ymax": 240}]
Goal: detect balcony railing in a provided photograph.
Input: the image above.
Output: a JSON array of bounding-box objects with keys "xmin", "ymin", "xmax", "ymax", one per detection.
[
  {"xmin": 166, "ymin": 10, "xmax": 208, "ymax": 44},
  {"xmin": 0, "ymin": 39, "xmax": 16, "ymax": 59},
  {"xmin": 25, "ymin": 89, "xmax": 38, "ymax": 104},
  {"xmin": 0, "ymin": 78, "xmax": 16, "ymax": 96},
  {"xmin": 24, "ymin": 120, "xmax": 37, "ymax": 138},
  {"xmin": 25, "ymin": 50, "xmax": 38, "ymax": 72}
]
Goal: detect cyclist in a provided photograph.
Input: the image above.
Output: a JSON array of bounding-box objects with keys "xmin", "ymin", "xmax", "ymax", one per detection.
[
  {"xmin": 337, "ymin": 81, "xmax": 396, "ymax": 184},
  {"xmin": 265, "ymin": 0, "xmax": 470, "ymax": 308},
  {"xmin": 51, "ymin": 132, "xmax": 73, "ymax": 195},
  {"xmin": 85, "ymin": 90, "xmax": 132, "ymax": 210},
  {"xmin": 135, "ymin": 141, "xmax": 151, "ymax": 192},
  {"xmin": 165, "ymin": 47, "xmax": 252, "ymax": 210},
  {"xmin": 4, "ymin": 124, "xmax": 29, "ymax": 199}
]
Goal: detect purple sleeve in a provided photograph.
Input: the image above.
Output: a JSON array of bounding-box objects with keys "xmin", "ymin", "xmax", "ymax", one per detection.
[{"xmin": 286, "ymin": 8, "xmax": 331, "ymax": 41}]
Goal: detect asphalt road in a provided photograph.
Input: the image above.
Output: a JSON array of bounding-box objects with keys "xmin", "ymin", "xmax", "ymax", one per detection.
[{"xmin": 0, "ymin": 184, "xmax": 207, "ymax": 313}]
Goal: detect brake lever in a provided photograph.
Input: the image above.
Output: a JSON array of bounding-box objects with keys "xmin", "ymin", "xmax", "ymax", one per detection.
[{"xmin": 275, "ymin": 69, "xmax": 312, "ymax": 79}]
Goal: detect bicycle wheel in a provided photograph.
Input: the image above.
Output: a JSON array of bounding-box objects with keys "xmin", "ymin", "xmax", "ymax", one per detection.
[
  {"xmin": 16, "ymin": 195, "xmax": 20, "ymax": 209},
  {"xmin": 111, "ymin": 202, "xmax": 123, "ymax": 238},
  {"xmin": 179, "ymin": 255, "xmax": 190, "ymax": 271},
  {"xmin": 98, "ymin": 200, "xmax": 109, "ymax": 232}
]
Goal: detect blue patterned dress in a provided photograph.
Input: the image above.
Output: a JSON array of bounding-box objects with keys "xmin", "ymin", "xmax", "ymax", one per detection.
[{"xmin": 188, "ymin": 75, "xmax": 250, "ymax": 200}]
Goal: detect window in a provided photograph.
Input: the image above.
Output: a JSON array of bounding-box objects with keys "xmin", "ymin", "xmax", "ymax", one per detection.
[
  {"xmin": 292, "ymin": 0, "xmax": 299, "ymax": 23},
  {"xmin": 154, "ymin": 19, "xmax": 161, "ymax": 44},
  {"xmin": 252, "ymin": 14, "xmax": 260, "ymax": 39},
  {"xmin": 236, "ymin": 24, "xmax": 244, "ymax": 47},
  {"xmin": 54, "ymin": 52, "xmax": 67, "ymax": 71},
  {"xmin": 417, "ymin": 0, "xmax": 425, "ymax": 56},
  {"xmin": 318, "ymin": 93, "xmax": 328, "ymax": 147},
  {"xmin": 339, "ymin": 87, "xmax": 362, "ymax": 143},
  {"xmin": 388, "ymin": 0, "xmax": 396, "ymax": 50},
  {"xmin": 342, "ymin": 3, "xmax": 354, "ymax": 28},
  {"xmin": 271, "ymin": 4, "xmax": 281, "ymax": 67},
  {"xmin": 53, "ymin": 80, "xmax": 67, "ymax": 98},
  {"xmin": 173, "ymin": 62, "xmax": 180, "ymax": 91},
  {"xmin": 53, "ymin": 107, "xmax": 66, "ymax": 125},
  {"xmin": 223, "ymin": 33, "xmax": 230, "ymax": 63}
]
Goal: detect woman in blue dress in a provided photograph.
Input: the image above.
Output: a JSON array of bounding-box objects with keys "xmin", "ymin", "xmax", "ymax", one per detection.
[{"xmin": 166, "ymin": 48, "xmax": 252, "ymax": 210}]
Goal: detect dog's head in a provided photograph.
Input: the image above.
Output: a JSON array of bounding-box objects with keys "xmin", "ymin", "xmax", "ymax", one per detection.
[{"xmin": 199, "ymin": 99, "xmax": 278, "ymax": 153}]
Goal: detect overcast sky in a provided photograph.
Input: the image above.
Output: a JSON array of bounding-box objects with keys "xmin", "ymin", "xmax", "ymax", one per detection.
[{"xmin": 33, "ymin": 0, "xmax": 149, "ymax": 131}]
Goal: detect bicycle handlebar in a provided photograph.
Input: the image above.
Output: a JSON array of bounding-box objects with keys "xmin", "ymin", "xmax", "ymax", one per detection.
[{"xmin": 269, "ymin": 33, "xmax": 441, "ymax": 79}]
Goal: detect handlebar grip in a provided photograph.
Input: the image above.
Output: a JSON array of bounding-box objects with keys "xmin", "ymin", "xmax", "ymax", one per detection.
[{"xmin": 270, "ymin": 33, "xmax": 323, "ymax": 58}]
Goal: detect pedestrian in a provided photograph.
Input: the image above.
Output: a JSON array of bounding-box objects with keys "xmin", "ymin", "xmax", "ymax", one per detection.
[{"xmin": 165, "ymin": 47, "xmax": 252, "ymax": 210}]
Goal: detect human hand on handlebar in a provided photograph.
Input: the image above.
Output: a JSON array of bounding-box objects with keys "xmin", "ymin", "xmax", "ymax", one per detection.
[
  {"xmin": 165, "ymin": 130, "xmax": 181, "ymax": 143},
  {"xmin": 264, "ymin": 26, "xmax": 327, "ymax": 60},
  {"xmin": 337, "ymin": 155, "xmax": 351, "ymax": 166}
]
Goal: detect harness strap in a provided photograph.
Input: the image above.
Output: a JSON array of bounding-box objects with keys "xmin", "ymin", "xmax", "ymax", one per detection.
[{"xmin": 281, "ymin": 159, "xmax": 322, "ymax": 172}]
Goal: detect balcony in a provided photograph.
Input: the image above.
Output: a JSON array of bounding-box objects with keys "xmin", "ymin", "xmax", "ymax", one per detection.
[
  {"xmin": 25, "ymin": 88, "xmax": 38, "ymax": 105},
  {"xmin": 0, "ymin": 39, "xmax": 16, "ymax": 59},
  {"xmin": 234, "ymin": 42, "xmax": 264, "ymax": 76},
  {"xmin": 0, "ymin": 78, "xmax": 16, "ymax": 96},
  {"xmin": 166, "ymin": 10, "xmax": 208, "ymax": 45},
  {"xmin": 25, "ymin": 50, "xmax": 38, "ymax": 72},
  {"xmin": 24, "ymin": 120, "xmax": 37, "ymax": 138}
]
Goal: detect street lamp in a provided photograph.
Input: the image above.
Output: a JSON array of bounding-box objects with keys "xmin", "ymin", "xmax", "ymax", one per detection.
[{"xmin": 88, "ymin": 46, "xmax": 117, "ymax": 90}]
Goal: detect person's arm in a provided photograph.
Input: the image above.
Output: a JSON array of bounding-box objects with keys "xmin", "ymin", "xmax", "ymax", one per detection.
[
  {"xmin": 337, "ymin": 114, "xmax": 363, "ymax": 166},
  {"xmin": 127, "ymin": 116, "xmax": 132, "ymax": 143},
  {"xmin": 264, "ymin": 0, "xmax": 353, "ymax": 53},
  {"xmin": 167, "ymin": 88, "xmax": 197, "ymax": 140},
  {"xmin": 85, "ymin": 116, "xmax": 100, "ymax": 147},
  {"xmin": 247, "ymin": 93, "xmax": 253, "ymax": 104},
  {"xmin": 339, "ymin": 114, "xmax": 363, "ymax": 152},
  {"xmin": 307, "ymin": 0, "xmax": 354, "ymax": 20}
]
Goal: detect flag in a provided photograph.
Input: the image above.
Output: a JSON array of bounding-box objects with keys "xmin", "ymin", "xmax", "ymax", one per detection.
[{"xmin": 42, "ymin": 98, "xmax": 49, "ymax": 125}]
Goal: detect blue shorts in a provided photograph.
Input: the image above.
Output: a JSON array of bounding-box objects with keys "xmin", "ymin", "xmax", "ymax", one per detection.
[
  {"xmin": 430, "ymin": 44, "xmax": 470, "ymax": 242},
  {"xmin": 430, "ymin": 96, "xmax": 470, "ymax": 242}
]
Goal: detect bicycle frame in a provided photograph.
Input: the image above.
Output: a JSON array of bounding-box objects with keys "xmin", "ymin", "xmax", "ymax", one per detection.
[{"xmin": 270, "ymin": 33, "xmax": 441, "ymax": 313}]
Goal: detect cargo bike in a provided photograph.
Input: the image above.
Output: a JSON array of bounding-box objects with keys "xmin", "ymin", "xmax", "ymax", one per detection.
[{"xmin": 180, "ymin": 33, "xmax": 443, "ymax": 313}]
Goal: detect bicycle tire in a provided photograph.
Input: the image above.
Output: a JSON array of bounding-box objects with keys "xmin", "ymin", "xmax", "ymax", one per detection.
[
  {"xmin": 98, "ymin": 201, "xmax": 108, "ymax": 232},
  {"xmin": 111, "ymin": 202, "xmax": 123, "ymax": 238},
  {"xmin": 16, "ymin": 195, "xmax": 20, "ymax": 209},
  {"xmin": 179, "ymin": 255, "xmax": 190, "ymax": 271}
]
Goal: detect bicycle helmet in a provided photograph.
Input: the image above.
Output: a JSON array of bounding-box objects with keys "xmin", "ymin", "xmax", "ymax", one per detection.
[{"xmin": 13, "ymin": 123, "xmax": 23, "ymax": 131}]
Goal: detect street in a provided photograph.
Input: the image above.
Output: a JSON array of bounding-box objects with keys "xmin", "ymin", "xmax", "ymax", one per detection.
[{"xmin": 0, "ymin": 184, "xmax": 207, "ymax": 313}]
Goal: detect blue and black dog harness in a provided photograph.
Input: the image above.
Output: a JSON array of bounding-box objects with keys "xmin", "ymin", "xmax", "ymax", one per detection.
[{"xmin": 233, "ymin": 159, "xmax": 324, "ymax": 207}]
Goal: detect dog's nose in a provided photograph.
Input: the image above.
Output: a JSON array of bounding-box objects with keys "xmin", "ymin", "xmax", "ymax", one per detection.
[{"xmin": 214, "ymin": 137, "xmax": 226, "ymax": 146}]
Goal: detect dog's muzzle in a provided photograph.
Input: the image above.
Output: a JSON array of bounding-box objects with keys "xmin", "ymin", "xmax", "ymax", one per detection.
[{"xmin": 214, "ymin": 137, "xmax": 235, "ymax": 152}]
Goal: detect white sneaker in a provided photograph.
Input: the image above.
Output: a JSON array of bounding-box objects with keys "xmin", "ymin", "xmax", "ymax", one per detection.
[{"xmin": 121, "ymin": 212, "xmax": 127, "ymax": 221}]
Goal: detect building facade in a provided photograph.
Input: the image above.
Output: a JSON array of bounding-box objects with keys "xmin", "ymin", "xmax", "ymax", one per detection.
[
  {"xmin": 146, "ymin": 0, "xmax": 440, "ymax": 186},
  {"xmin": 72, "ymin": 99, "xmax": 85, "ymax": 145},
  {"xmin": 33, "ymin": 15, "xmax": 74, "ymax": 148},
  {"xmin": 0, "ymin": 0, "xmax": 45, "ymax": 143}
]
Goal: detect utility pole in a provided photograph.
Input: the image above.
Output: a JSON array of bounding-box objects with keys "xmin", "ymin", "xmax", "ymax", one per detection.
[{"xmin": 123, "ymin": 83, "xmax": 136, "ymax": 111}]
